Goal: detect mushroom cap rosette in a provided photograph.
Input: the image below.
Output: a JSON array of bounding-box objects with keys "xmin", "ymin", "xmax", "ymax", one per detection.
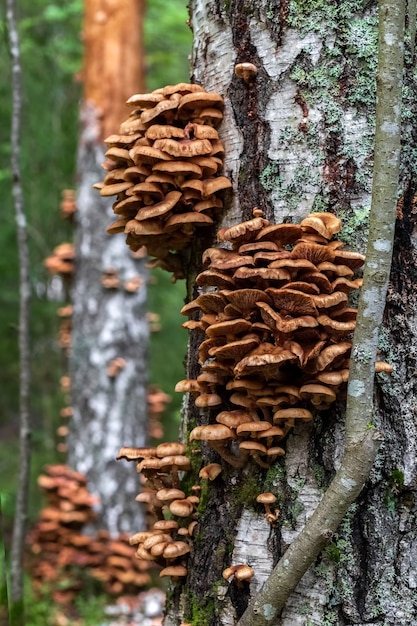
[
  {"xmin": 177, "ymin": 209, "xmax": 392, "ymax": 467},
  {"xmin": 96, "ymin": 83, "xmax": 231, "ymax": 279}
]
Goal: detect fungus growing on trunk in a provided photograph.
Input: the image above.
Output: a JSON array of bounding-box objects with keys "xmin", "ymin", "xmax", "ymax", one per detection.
[
  {"xmin": 223, "ymin": 563, "xmax": 255, "ymax": 584},
  {"xmin": 256, "ymin": 492, "xmax": 280, "ymax": 525},
  {"xmin": 95, "ymin": 82, "xmax": 231, "ymax": 279},
  {"xmin": 234, "ymin": 62, "xmax": 258, "ymax": 82}
]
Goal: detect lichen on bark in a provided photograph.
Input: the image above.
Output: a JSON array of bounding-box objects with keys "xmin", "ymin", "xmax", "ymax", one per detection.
[{"xmin": 167, "ymin": 1, "xmax": 417, "ymax": 625}]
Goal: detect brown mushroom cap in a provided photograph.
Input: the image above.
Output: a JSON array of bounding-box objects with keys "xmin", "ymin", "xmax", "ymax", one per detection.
[
  {"xmin": 291, "ymin": 242, "xmax": 335, "ymax": 264},
  {"xmin": 265, "ymin": 288, "xmax": 318, "ymax": 317},
  {"xmin": 255, "ymin": 223, "xmax": 303, "ymax": 245},
  {"xmin": 234, "ymin": 564, "xmax": 255, "ymax": 581},
  {"xmin": 196, "ymin": 269, "xmax": 236, "ymax": 289},
  {"xmin": 216, "ymin": 409, "xmax": 255, "ymax": 429},
  {"xmin": 195, "ymin": 393, "xmax": 223, "ymax": 408},
  {"xmin": 333, "ymin": 249, "xmax": 365, "ymax": 269},
  {"xmin": 159, "ymin": 455, "xmax": 191, "ymax": 472},
  {"xmin": 156, "ymin": 488, "xmax": 186, "ymax": 503},
  {"xmin": 273, "ymin": 408, "xmax": 313, "ymax": 423},
  {"xmin": 199, "ymin": 463, "xmax": 223, "ymax": 480},
  {"xmin": 235, "ymin": 62, "xmax": 258, "ymax": 80},
  {"xmin": 234, "ymin": 347, "xmax": 297, "ymax": 379},
  {"xmin": 178, "ymin": 92, "xmax": 224, "ymax": 115},
  {"xmin": 156, "ymin": 442, "xmax": 186, "ymax": 457},
  {"xmin": 236, "ymin": 421, "xmax": 273, "ymax": 437},
  {"xmin": 314, "ymin": 342, "xmax": 352, "ymax": 371},
  {"xmin": 210, "ymin": 336, "xmax": 260, "ymax": 362},
  {"xmin": 316, "ymin": 369, "xmax": 350, "ymax": 385},
  {"xmin": 153, "ymin": 520, "xmax": 179, "ymax": 532},
  {"xmin": 256, "ymin": 492, "xmax": 277, "ymax": 505},
  {"xmin": 299, "ymin": 383, "xmax": 337, "ymax": 408},
  {"xmin": 175, "ymin": 379, "xmax": 203, "ymax": 394},
  {"xmin": 225, "ymin": 289, "xmax": 272, "ymax": 315},
  {"xmin": 154, "ymin": 137, "xmax": 213, "ymax": 157},
  {"xmin": 159, "ymin": 565, "xmax": 187, "ymax": 578},
  {"xmin": 126, "ymin": 92, "xmax": 165, "ymax": 107},
  {"xmin": 116, "ymin": 447, "xmax": 157, "ymax": 461},
  {"xmin": 169, "ymin": 499, "xmax": 195, "ymax": 517},
  {"xmin": 375, "ymin": 361, "xmax": 393, "ymax": 374},
  {"xmin": 218, "ymin": 211, "xmax": 269, "ymax": 245},
  {"xmin": 162, "ymin": 541, "xmax": 191, "ymax": 559},
  {"xmin": 190, "ymin": 424, "xmax": 235, "ymax": 442},
  {"xmin": 206, "ymin": 318, "xmax": 252, "ymax": 338}
]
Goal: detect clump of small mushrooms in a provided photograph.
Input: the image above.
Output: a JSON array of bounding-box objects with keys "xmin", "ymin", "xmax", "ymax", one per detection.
[
  {"xmin": 28, "ymin": 465, "xmax": 150, "ymax": 603},
  {"xmin": 94, "ymin": 82, "xmax": 232, "ymax": 280},
  {"xmin": 44, "ymin": 242, "xmax": 75, "ymax": 277},
  {"xmin": 178, "ymin": 209, "xmax": 392, "ymax": 469},
  {"xmin": 117, "ymin": 443, "xmax": 198, "ymax": 581}
]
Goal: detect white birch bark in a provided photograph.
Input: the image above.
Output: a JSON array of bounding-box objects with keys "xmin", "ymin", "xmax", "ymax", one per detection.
[
  {"xmin": 164, "ymin": 1, "xmax": 417, "ymax": 625},
  {"xmin": 68, "ymin": 105, "xmax": 148, "ymax": 536}
]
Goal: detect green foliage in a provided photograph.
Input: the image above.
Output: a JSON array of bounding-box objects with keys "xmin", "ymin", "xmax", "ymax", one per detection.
[
  {"xmin": 148, "ymin": 268, "xmax": 188, "ymax": 439},
  {"xmin": 145, "ymin": 0, "xmax": 192, "ymax": 90},
  {"xmin": 24, "ymin": 576, "xmax": 108, "ymax": 626},
  {"xmin": 186, "ymin": 593, "xmax": 216, "ymax": 626},
  {"xmin": 231, "ymin": 472, "xmax": 262, "ymax": 509}
]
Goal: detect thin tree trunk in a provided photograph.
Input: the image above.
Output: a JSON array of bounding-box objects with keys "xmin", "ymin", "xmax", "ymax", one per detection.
[
  {"xmin": 0, "ymin": 497, "xmax": 9, "ymax": 626},
  {"xmin": 7, "ymin": 0, "xmax": 31, "ymax": 620},
  {"xmin": 68, "ymin": 0, "xmax": 149, "ymax": 535},
  {"xmin": 165, "ymin": 1, "xmax": 417, "ymax": 625}
]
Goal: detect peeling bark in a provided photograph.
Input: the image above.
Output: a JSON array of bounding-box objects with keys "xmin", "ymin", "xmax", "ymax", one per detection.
[{"xmin": 166, "ymin": 1, "xmax": 417, "ymax": 625}]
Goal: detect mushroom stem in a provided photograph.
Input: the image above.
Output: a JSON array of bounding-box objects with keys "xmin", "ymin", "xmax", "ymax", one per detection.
[
  {"xmin": 252, "ymin": 452, "xmax": 270, "ymax": 469},
  {"xmin": 210, "ymin": 442, "xmax": 245, "ymax": 468},
  {"xmin": 259, "ymin": 406, "xmax": 272, "ymax": 422}
]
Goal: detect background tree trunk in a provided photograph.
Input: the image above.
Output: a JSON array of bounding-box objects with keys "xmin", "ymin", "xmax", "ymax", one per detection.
[
  {"xmin": 165, "ymin": 1, "xmax": 417, "ymax": 624},
  {"xmin": 7, "ymin": 0, "xmax": 31, "ymax": 618},
  {"xmin": 68, "ymin": 0, "xmax": 149, "ymax": 536}
]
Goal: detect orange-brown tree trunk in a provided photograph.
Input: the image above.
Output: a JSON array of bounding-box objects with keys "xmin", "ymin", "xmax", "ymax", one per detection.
[
  {"xmin": 68, "ymin": 0, "xmax": 149, "ymax": 536},
  {"xmin": 83, "ymin": 0, "xmax": 145, "ymax": 140}
]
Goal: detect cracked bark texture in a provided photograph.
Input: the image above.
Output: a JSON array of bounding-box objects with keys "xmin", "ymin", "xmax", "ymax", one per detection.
[
  {"xmin": 164, "ymin": 1, "xmax": 417, "ymax": 625},
  {"xmin": 68, "ymin": 109, "xmax": 149, "ymax": 536},
  {"xmin": 68, "ymin": 0, "xmax": 148, "ymax": 536}
]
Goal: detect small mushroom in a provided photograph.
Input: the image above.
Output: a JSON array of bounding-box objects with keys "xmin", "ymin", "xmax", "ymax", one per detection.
[
  {"xmin": 190, "ymin": 424, "xmax": 244, "ymax": 468},
  {"xmin": 223, "ymin": 563, "xmax": 255, "ymax": 584},
  {"xmin": 256, "ymin": 492, "xmax": 280, "ymax": 525},
  {"xmin": 234, "ymin": 62, "xmax": 258, "ymax": 82},
  {"xmin": 199, "ymin": 463, "xmax": 223, "ymax": 480},
  {"xmin": 159, "ymin": 564, "xmax": 187, "ymax": 579}
]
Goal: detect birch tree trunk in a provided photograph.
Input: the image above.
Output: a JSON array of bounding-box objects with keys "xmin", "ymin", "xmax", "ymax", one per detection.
[
  {"xmin": 165, "ymin": 1, "xmax": 417, "ymax": 624},
  {"xmin": 68, "ymin": 0, "xmax": 149, "ymax": 536}
]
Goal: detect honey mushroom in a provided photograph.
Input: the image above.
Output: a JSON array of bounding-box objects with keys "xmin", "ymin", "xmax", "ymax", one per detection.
[
  {"xmin": 95, "ymin": 82, "xmax": 231, "ymax": 280},
  {"xmin": 177, "ymin": 209, "xmax": 392, "ymax": 471},
  {"xmin": 256, "ymin": 492, "xmax": 280, "ymax": 525},
  {"xmin": 117, "ymin": 442, "xmax": 198, "ymax": 581},
  {"xmin": 29, "ymin": 465, "xmax": 151, "ymax": 599},
  {"xmin": 222, "ymin": 563, "xmax": 255, "ymax": 585}
]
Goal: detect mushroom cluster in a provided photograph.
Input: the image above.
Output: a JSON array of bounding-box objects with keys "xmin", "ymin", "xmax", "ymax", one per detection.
[
  {"xmin": 28, "ymin": 465, "xmax": 151, "ymax": 603},
  {"xmin": 60, "ymin": 188, "xmax": 77, "ymax": 220},
  {"xmin": 147, "ymin": 385, "xmax": 171, "ymax": 440},
  {"xmin": 94, "ymin": 82, "xmax": 231, "ymax": 279},
  {"xmin": 117, "ymin": 442, "xmax": 198, "ymax": 580},
  {"xmin": 57, "ymin": 304, "xmax": 73, "ymax": 354},
  {"xmin": 178, "ymin": 209, "xmax": 391, "ymax": 468},
  {"xmin": 44, "ymin": 242, "xmax": 75, "ymax": 277}
]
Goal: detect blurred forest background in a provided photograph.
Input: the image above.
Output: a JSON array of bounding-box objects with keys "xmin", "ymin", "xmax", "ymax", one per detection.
[{"xmin": 0, "ymin": 0, "xmax": 191, "ymax": 547}]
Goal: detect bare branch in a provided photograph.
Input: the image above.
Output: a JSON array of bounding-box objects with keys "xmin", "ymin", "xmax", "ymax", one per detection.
[
  {"xmin": 7, "ymin": 0, "xmax": 31, "ymax": 618},
  {"xmin": 238, "ymin": 1, "xmax": 405, "ymax": 623}
]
